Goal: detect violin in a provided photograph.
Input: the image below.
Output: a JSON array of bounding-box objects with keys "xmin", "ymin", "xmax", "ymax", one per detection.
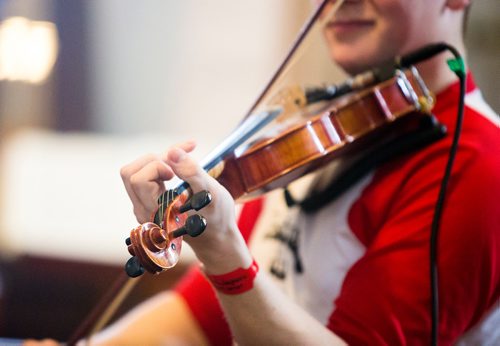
[{"xmin": 125, "ymin": 66, "xmax": 436, "ymax": 277}]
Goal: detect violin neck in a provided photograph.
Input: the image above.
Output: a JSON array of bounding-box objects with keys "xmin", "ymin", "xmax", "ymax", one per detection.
[
  {"xmin": 165, "ymin": 107, "xmax": 283, "ymax": 197},
  {"xmin": 152, "ymin": 107, "xmax": 282, "ymax": 225}
]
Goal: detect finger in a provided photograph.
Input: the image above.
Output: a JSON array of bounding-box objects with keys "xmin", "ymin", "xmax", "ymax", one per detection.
[
  {"xmin": 120, "ymin": 153, "xmax": 159, "ymax": 179},
  {"xmin": 121, "ymin": 153, "xmax": 159, "ymax": 205},
  {"xmin": 179, "ymin": 139, "xmax": 197, "ymax": 153},
  {"xmin": 129, "ymin": 160, "xmax": 176, "ymax": 223},
  {"xmin": 166, "ymin": 147, "xmax": 210, "ymax": 193},
  {"xmin": 122, "ymin": 141, "xmax": 195, "ymax": 192},
  {"xmin": 160, "ymin": 140, "xmax": 197, "ymax": 162},
  {"xmin": 23, "ymin": 339, "xmax": 60, "ymax": 346}
]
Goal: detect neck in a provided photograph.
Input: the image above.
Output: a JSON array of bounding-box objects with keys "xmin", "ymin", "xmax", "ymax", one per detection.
[
  {"xmin": 415, "ymin": 42, "xmax": 467, "ymax": 95},
  {"xmin": 408, "ymin": 6, "xmax": 469, "ymax": 95}
]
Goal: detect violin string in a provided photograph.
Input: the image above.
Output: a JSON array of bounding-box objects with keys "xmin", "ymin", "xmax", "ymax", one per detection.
[
  {"xmin": 157, "ymin": 193, "xmax": 161, "ymax": 226},
  {"xmin": 168, "ymin": 189, "xmax": 172, "ymax": 227},
  {"xmin": 160, "ymin": 190, "xmax": 165, "ymax": 227},
  {"xmin": 163, "ymin": 188, "xmax": 173, "ymax": 229}
]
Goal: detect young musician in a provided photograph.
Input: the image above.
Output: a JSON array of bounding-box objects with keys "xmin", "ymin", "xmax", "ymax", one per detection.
[{"xmin": 27, "ymin": 0, "xmax": 500, "ymax": 345}]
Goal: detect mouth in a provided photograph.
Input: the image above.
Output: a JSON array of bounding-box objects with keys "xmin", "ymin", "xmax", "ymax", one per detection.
[{"xmin": 325, "ymin": 19, "xmax": 375, "ymax": 35}]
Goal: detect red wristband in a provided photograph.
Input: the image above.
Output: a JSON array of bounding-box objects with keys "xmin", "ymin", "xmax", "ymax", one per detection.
[{"xmin": 205, "ymin": 259, "xmax": 259, "ymax": 295}]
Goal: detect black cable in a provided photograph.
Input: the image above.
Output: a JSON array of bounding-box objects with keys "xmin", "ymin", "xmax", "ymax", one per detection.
[
  {"xmin": 429, "ymin": 44, "xmax": 466, "ymax": 346},
  {"xmin": 289, "ymin": 43, "xmax": 466, "ymax": 345}
]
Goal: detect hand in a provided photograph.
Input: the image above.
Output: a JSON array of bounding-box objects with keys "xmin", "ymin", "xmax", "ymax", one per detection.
[
  {"xmin": 120, "ymin": 142, "xmax": 252, "ymax": 273},
  {"xmin": 120, "ymin": 141, "xmax": 197, "ymax": 224},
  {"xmin": 23, "ymin": 339, "xmax": 60, "ymax": 346}
]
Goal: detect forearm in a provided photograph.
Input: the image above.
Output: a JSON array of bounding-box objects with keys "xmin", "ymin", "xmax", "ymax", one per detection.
[
  {"xmin": 86, "ymin": 291, "xmax": 208, "ymax": 346},
  {"xmin": 214, "ymin": 271, "xmax": 346, "ymax": 346},
  {"xmin": 197, "ymin": 230, "xmax": 345, "ymax": 345}
]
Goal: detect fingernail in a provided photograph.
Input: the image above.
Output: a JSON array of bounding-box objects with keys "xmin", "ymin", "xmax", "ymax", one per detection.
[{"xmin": 169, "ymin": 147, "xmax": 185, "ymax": 163}]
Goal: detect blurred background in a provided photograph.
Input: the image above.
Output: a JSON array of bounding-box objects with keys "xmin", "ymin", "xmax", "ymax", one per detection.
[{"xmin": 0, "ymin": 0, "xmax": 498, "ymax": 340}]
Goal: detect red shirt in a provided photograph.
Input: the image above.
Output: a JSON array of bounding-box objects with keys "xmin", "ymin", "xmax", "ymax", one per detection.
[{"xmin": 175, "ymin": 74, "xmax": 500, "ymax": 345}]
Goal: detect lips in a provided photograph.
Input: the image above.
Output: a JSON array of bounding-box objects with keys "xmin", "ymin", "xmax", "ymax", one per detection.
[{"xmin": 326, "ymin": 19, "xmax": 375, "ymax": 35}]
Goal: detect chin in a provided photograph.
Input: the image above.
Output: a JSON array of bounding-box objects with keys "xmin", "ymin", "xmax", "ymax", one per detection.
[
  {"xmin": 330, "ymin": 52, "xmax": 372, "ymax": 76},
  {"xmin": 326, "ymin": 42, "xmax": 372, "ymax": 75},
  {"xmin": 329, "ymin": 43, "xmax": 400, "ymax": 76}
]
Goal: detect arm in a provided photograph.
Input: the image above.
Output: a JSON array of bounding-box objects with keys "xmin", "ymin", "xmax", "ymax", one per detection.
[
  {"xmin": 22, "ymin": 291, "xmax": 208, "ymax": 346},
  {"xmin": 212, "ymin": 267, "xmax": 346, "ymax": 345},
  {"xmin": 87, "ymin": 291, "xmax": 208, "ymax": 346}
]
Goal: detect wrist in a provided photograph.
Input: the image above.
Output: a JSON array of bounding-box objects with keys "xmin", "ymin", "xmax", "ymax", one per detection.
[
  {"xmin": 199, "ymin": 240, "xmax": 253, "ymax": 275},
  {"xmin": 203, "ymin": 258, "xmax": 259, "ymax": 295},
  {"xmin": 192, "ymin": 225, "xmax": 252, "ymax": 274}
]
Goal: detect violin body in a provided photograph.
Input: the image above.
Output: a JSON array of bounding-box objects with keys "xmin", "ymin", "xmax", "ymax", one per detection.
[{"xmin": 217, "ymin": 68, "xmax": 434, "ymax": 199}]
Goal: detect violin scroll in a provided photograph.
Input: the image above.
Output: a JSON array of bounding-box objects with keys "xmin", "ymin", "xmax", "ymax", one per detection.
[{"xmin": 125, "ymin": 190, "xmax": 212, "ymax": 277}]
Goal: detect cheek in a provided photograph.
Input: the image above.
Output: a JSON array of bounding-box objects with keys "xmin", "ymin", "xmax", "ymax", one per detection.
[
  {"xmin": 321, "ymin": 0, "xmax": 421, "ymax": 73},
  {"xmin": 374, "ymin": 0, "xmax": 443, "ymax": 54},
  {"xmin": 375, "ymin": 16, "xmax": 408, "ymax": 50},
  {"xmin": 372, "ymin": 1, "xmax": 414, "ymax": 53}
]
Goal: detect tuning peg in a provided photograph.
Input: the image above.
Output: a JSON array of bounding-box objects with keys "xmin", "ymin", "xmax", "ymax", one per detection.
[
  {"xmin": 125, "ymin": 256, "xmax": 145, "ymax": 278},
  {"xmin": 172, "ymin": 214, "xmax": 207, "ymax": 239},
  {"xmin": 179, "ymin": 190, "xmax": 212, "ymax": 213}
]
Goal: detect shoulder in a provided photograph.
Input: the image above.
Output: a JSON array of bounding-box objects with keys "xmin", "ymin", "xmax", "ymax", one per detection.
[
  {"xmin": 465, "ymin": 88, "xmax": 500, "ymax": 128},
  {"xmin": 348, "ymin": 82, "xmax": 500, "ymax": 245}
]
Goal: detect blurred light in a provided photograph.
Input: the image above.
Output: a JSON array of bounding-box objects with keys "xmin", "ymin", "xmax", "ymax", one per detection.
[{"xmin": 0, "ymin": 16, "xmax": 59, "ymax": 84}]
